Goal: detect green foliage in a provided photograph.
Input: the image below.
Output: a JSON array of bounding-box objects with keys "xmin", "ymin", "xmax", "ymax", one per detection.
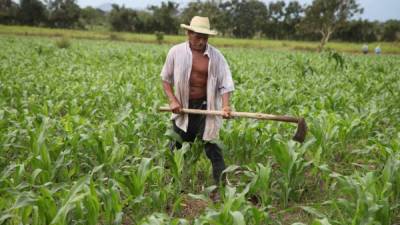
[
  {"xmin": 109, "ymin": 4, "xmax": 138, "ymax": 32},
  {"xmin": 155, "ymin": 31, "xmax": 164, "ymax": 44},
  {"xmin": 0, "ymin": 36, "xmax": 399, "ymax": 224},
  {"xmin": 0, "ymin": 0, "xmax": 19, "ymax": 24},
  {"xmin": 79, "ymin": 6, "xmax": 106, "ymax": 30},
  {"xmin": 271, "ymin": 137, "xmax": 312, "ymax": 207},
  {"xmin": 18, "ymin": 0, "xmax": 46, "ymax": 26},
  {"xmin": 327, "ymin": 166, "xmax": 397, "ymax": 225},
  {"xmin": 225, "ymin": 0, "xmax": 269, "ymax": 38},
  {"xmin": 195, "ymin": 185, "xmax": 270, "ymax": 224},
  {"xmin": 0, "ymin": 0, "xmax": 399, "ymax": 42},
  {"xmin": 244, "ymin": 163, "xmax": 272, "ymax": 207},
  {"xmin": 325, "ymin": 49, "xmax": 345, "ymax": 69},
  {"xmin": 47, "ymin": 0, "xmax": 80, "ymax": 28},
  {"xmin": 382, "ymin": 19, "xmax": 400, "ymax": 41},
  {"xmin": 334, "ymin": 19, "xmax": 379, "ymax": 42},
  {"xmin": 148, "ymin": 1, "xmax": 180, "ymax": 35},
  {"xmin": 54, "ymin": 36, "xmax": 70, "ymax": 48},
  {"xmin": 299, "ymin": 0, "xmax": 363, "ymax": 49}
]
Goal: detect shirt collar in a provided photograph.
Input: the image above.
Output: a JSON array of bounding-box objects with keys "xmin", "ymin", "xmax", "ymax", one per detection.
[
  {"xmin": 204, "ymin": 44, "xmax": 210, "ymax": 57},
  {"xmin": 186, "ymin": 41, "xmax": 210, "ymax": 57}
]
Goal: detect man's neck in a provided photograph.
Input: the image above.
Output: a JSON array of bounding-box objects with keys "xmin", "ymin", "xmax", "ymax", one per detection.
[{"xmin": 189, "ymin": 43, "xmax": 206, "ymax": 54}]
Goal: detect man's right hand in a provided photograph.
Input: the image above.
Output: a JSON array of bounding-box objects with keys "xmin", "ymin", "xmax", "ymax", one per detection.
[{"xmin": 169, "ymin": 99, "xmax": 182, "ymax": 114}]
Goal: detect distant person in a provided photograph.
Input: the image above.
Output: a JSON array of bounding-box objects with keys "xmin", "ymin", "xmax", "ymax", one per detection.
[
  {"xmin": 160, "ymin": 16, "xmax": 234, "ymax": 201},
  {"xmin": 362, "ymin": 44, "xmax": 368, "ymax": 54},
  {"xmin": 375, "ymin": 45, "xmax": 382, "ymax": 55}
]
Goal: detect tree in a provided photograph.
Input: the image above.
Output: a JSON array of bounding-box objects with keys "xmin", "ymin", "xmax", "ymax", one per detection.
[
  {"xmin": 298, "ymin": 0, "xmax": 363, "ymax": 50},
  {"xmin": 18, "ymin": 0, "xmax": 47, "ymax": 25},
  {"xmin": 80, "ymin": 6, "xmax": 106, "ymax": 30},
  {"xmin": 236, "ymin": 0, "xmax": 268, "ymax": 38},
  {"xmin": 264, "ymin": 1, "xmax": 285, "ymax": 39},
  {"xmin": 47, "ymin": 0, "xmax": 80, "ymax": 28},
  {"xmin": 263, "ymin": 1, "xmax": 303, "ymax": 40},
  {"xmin": 334, "ymin": 20, "xmax": 378, "ymax": 42},
  {"xmin": 131, "ymin": 10, "xmax": 153, "ymax": 33},
  {"xmin": 148, "ymin": 1, "xmax": 179, "ymax": 34},
  {"xmin": 217, "ymin": 1, "xmax": 236, "ymax": 36},
  {"xmin": 109, "ymin": 4, "xmax": 138, "ymax": 32},
  {"xmin": 220, "ymin": 0, "xmax": 268, "ymax": 38},
  {"xmin": 0, "ymin": 0, "xmax": 19, "ymax": 24},
  {"xmin": 382, "ymin": 20, "xmax": 400, "ymax": 41},
  {"xmin": 282, "ymin": 1, "xmax": 303, "ymax": 39}
]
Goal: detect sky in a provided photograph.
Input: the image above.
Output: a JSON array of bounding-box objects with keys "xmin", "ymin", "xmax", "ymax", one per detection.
[{"xmin": 77, "ymin": 0, "xmax": 400, "ymax": 22}]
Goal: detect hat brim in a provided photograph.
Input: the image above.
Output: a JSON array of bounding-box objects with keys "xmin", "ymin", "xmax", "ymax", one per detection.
[{"xmin": 180, "ymin": 24, "xmax": 218, "ymax": 35}]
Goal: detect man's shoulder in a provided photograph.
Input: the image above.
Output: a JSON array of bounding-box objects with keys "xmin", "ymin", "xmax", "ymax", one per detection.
[
  {"xmin": 208, "ymin": 44, "xmax": 224, "ymax": 59},
  {"xmin": 169, "ymin": 42, "xmax": 187, "ymax": 54}
]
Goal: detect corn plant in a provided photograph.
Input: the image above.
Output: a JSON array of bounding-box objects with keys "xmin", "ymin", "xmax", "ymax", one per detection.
[
  {"xmin": 194, "ymin": 185, "xmax": 269, "ymax": 225},
  {"xmin": 139, "ymin": 212, "xmax": 188, "ymax": 225},
  {"xmin": 327, "ymin": 168, "xmax": 395, "ymax": 224},
  {"xmin": 271, "ymin": 136, "xmax": 312, "ymax": 207},
  {"xmin": 166, "ymin": 143, "xmax": 190, "ymax": 186},
  {"xmin": 242, "ymin": 163, "xmax": 272, "ymax": 207}
]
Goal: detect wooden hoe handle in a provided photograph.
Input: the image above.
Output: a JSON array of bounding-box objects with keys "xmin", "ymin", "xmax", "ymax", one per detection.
[
  {"xmin": 159, "ymin": 106, "xmax": 308, "ymax": 143},
  {"xmin": 159, "ymin": 106, "xmax": 299, "ymax": 124}
]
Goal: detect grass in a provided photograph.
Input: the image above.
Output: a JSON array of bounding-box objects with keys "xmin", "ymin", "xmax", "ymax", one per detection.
[{"xmin": 1, "ymin": 24, "xmax": 400, "ymax": 54}]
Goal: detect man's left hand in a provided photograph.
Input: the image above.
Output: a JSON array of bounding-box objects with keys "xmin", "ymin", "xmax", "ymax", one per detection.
[{"xmin": 222, "ymin": 106, "xmax": 232, "ymax": 119}]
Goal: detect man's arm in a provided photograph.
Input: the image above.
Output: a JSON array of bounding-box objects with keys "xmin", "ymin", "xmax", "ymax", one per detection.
[
  {"xmin": 161, "ymin": 47, "xmax": 182, "ymax": 114},
  {"xmin": 222, "ymin": 92, "xmax": 231, "ymax": 118},
  {"xmin": 217, "ymin": 53, "xmax": 234, "ymax": 119},
  {"xmin": 162, "ymin": 81, "xmax": 182, "ymax": 114}
]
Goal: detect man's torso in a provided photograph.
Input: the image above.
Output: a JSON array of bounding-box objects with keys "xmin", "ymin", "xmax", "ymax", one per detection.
[{"xmin": 189, "ymin": 50, "xmax": 209, "ymax": 100}]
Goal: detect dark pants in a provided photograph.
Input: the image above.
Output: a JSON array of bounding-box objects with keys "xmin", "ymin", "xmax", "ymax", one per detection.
[{"xmin": 169, "ymin": 98, "xmax": 226, "ymax": 185}]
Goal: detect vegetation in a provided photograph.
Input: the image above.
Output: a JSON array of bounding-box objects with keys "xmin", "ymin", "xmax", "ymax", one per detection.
[
  {"xmin": 0, "ymin": 0, "xmax": 399, "ymax": 46},
  {"xmin": 2, "ymin": 25, "xmax": 400, "ymax": 54},
  {"xmin": 0, "ymin": 35, "xmax": 399, "ymax": 224},
  {"xmin": 298, "ymin": 0, "xmax": 363, "ymax": 50},
  {"xmin": 54, "ymin": 36, "xmax": 70, "ymax": 48}
]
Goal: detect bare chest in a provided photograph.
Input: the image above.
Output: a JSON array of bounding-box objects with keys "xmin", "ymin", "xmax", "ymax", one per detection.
[
  {"xmin": 189, "ymin": 52, "xmax": 209, "ymax": 99},
  {"xmin": 190, "ymin": 52, "xmax": 209, "ymax": 81},
  {"xmin": 190, "ymin": 53, "xmax": 209, "ymax": 86}
]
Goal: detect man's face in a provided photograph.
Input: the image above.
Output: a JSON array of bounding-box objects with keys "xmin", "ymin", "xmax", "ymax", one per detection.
[{"xmin": 188, "ymin": 31, "xmax": 209, "ymax": 51}]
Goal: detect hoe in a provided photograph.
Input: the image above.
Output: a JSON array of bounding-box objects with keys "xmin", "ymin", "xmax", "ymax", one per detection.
[{"xmin": 159, "ymin": 107, "xmax": 307, "ymax": 143}]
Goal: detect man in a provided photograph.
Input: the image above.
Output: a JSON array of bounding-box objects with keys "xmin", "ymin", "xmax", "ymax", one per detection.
[
  {"xmin": 161, "ymin": 16, "xmax": 234, "ymax": 187},
  {"xmin": 362, "ymin": 43, "xmax": 368, "ymax": 54},
  {"xmin": 375, "ymin": 45, "xmax": 381, "ymax": 55}
]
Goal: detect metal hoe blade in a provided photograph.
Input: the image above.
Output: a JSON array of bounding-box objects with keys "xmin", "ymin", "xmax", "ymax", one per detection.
[{"xmin": 292, "ymin": 118, "xmax": 307, "ymax": 143}]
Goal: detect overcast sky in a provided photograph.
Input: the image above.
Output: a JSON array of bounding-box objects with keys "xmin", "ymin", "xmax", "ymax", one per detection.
[{"xmin": 77, "ymin": 0, "xmax": 400, "ymax": 22}]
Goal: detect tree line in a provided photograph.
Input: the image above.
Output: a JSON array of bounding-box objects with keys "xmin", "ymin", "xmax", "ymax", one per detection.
[{"xmin": 1, "ymin": 0, "xmax": 399, "ymax": 46}]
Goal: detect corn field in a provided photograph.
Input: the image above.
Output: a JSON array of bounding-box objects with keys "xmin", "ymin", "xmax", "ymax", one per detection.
[{"xmin": 0, "ymin": 36, "xmax": 399, "ymax": 224}]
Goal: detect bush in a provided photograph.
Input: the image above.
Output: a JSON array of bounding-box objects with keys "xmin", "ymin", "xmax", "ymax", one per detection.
[
  {"xmin": 155, "ymin": 31, "xmax": 164, "ymax": 44},
  {"xmin": 109, "ymin": 34, "xmax": 122, "ymax": 41},
  {"xmin": 55, "ymin": 37, "xmax": 71, "ymax": 49}
]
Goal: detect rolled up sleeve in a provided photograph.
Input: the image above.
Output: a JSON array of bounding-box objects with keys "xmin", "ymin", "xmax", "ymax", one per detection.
[
  {"xmin": 160, "ymin": 48, "xmax": 174, "ymax": 84},
  {"xmin": 218, "ymin": 57, "xmax": 235, "ymax": 95}
]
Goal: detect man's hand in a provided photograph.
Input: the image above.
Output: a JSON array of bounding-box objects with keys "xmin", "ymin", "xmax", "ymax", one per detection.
[
  {"xmin": 222, "ymin": 105, "xmax": 232, "ymax": 119},
  {"xmin": 170, "ymin": 99, "xmax": 182, "ymax": 114},
  {"xmin": 162, "ymin": 81, "xmax": 182, "ymax": 114}
]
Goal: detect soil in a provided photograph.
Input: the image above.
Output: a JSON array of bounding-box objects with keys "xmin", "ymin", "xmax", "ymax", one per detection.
[{"xmin": 179, "ymin": 195, "xmax": 209, "ymax": 219}]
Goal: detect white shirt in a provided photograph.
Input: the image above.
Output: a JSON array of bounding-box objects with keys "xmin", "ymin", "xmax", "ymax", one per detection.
[{"xmin": 161, "ymin": 41, "xmax": 234, "ymax": 141}]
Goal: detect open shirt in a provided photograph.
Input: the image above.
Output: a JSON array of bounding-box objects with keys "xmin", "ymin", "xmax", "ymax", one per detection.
[{"xmin": 161, "ymin": 41, "xmax": 234, "ymax": 141}]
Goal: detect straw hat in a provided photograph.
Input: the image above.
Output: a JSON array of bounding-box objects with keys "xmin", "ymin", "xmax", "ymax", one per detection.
[{"xmin": 180, "ymin": 16, "xmax": 218, "ymax": 35}]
